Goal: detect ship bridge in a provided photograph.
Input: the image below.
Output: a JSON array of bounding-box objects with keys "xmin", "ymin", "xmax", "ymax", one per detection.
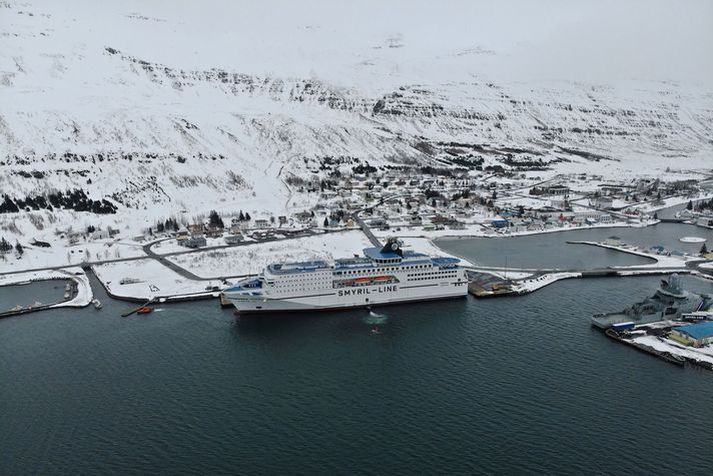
[
  {"xmin": 362, "ymin": 247, "xmax": 432, "ymax": 266},
  {"xmin": 335, "ymin": 257, "xmax": 374, "ymax": 270},
  {"xmin": 432, "ymin": 257, "xmax": 461, "ymax": 269},
  {"xmin": 363, "ymin": 247, "xmax": 403, "ymax": 265}
]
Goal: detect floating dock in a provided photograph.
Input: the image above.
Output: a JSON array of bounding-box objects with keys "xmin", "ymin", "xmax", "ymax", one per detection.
[{"xmin": 121, "ymin": 299, "xmax": 156, "ymax": 317}]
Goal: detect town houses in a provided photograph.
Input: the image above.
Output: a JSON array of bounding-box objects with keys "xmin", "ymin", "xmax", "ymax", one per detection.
[{"xmin": 148, "ymin": 160, "xmax": 707, "ymax": 248}]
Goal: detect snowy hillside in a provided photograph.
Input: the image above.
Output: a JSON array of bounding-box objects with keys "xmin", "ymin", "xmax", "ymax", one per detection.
[{"xmin": 1, "ymin": 0, "xmax": 712, "ymax": 237}]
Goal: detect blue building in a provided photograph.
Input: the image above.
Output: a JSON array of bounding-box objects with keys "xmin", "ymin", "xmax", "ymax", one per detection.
[{"xmin": 670, "ymin": 321, "xmax": 713, "ymax": 347}]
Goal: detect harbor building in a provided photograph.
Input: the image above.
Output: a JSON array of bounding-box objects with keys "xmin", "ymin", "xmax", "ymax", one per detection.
[{"xmin": 670, "ymin": 321, "xmax": 713, "ymax": 347}]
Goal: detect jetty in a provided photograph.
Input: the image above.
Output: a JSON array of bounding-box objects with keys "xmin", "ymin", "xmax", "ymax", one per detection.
[
  {"xmin": 0, "ymin": 302, "xmax": 55, "ymax": 319},
  {"xmin": 465, "ymin": 237, "xmax": 712, "ymax": 298},
  {"xmin": 465, "ymin": 265, "xmax": 691, "ymax": 298},
  {"xmin": 600, "ymin": 327, "xmax": 713, "ymax": 371},
  {"xmin": 121, "ymin": 299, "xmax": 156, "ymax": 317},
  {"xmin": 604, "ymin": 328, "xmax": 686, "ymax": 367},
  {"xmin": 0, "ymin": 273, "xmax": 91, "ymax": 319}
]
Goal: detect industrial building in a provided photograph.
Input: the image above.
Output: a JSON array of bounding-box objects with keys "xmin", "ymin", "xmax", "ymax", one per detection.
[{"xmin": 670, "ymin": 321, "xmax": 713, "ymax": 347}]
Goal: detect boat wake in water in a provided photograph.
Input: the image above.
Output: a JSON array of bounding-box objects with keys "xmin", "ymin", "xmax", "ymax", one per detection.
[{"xmin": 363, "ymin": 310, "xmax": 388, "ymax": 325}]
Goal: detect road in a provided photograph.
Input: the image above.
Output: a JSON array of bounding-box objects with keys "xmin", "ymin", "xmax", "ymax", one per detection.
[
  {"xmin": 140, "ymin": 230, "xmax": 341, "ymax": 281},
  {"xmin": 0, "ymin": 228, "xmax": 351, "ymax": 280},
  {"xmin": 351, "ymin": 214, "xmax": 382, "ymax": 248},
  {"xmin": 2, "ymin": 216, "xmax": 711, "ymax": 296}
]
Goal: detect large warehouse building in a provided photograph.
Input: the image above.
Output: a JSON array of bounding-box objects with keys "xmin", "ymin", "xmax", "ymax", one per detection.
[{"xmin": 670, "ymin": 321, "xmax": 713, "ymax": 347}]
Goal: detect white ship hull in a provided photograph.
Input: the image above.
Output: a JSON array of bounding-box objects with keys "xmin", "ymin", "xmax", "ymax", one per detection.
[
  {"xmin": 226, "ymin": 280, "xmax": 468, "ymax": 314},
  {"xmin": 223, "ymin": 238, "xmax": 469, "ymax": 315}
]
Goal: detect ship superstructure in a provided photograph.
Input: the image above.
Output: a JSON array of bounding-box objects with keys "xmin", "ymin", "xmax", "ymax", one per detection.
[
  {"xmin": 223, "ymin": 238, "xmax": 468, "ymax": 313},
  {"xmin": 591, "ymin": 274, "xmax": 712, "ymax": 329}
]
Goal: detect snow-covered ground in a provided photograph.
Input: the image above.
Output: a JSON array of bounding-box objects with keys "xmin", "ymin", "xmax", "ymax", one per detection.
[
  {"xmin": 151, "ymin": 235, "xmax": 256, "ymax": 255},
  {"xmin": 0, "ymin": 267, "xmax": 92, "ymax": 308},
  {"xmin": 635, "ymin": 194, "xmax": 713, "ymax": 214},
  {"xmin": 0, "ymin": 237, "xmax": 146, "ymax": 273},
  {"xmin": 631, "ymin": 335, "xmax": 713, "ymax": 366},
  {"xmin": 579, "ymin": 241, "xmax": 697, "ymax": 269},
  {"xmin": 373, "ymin": 220, "xmax": 655, "ymax": 241},
  {"xmin": 484, "ymin": 270, "xmax": 533, "ymax": 280},
  {"xmin": 1, "ymin": 0, "xmax": 711, "ymax": 248},
  {"xmin": 159, "ymin": 230, "xmax": 473, "ymax": 280},
  {"xmin": 512, "ymin": 272, "xmax": 582, "ymax": 293},
  {"xmin": 399, "ymin": 237, "xmax": 475, "ymax": 267},
  {"xmin": 51, "ymin": 268, "xmax": 93, "ymax": 308},
  {"xmin": 92, "ymin": 259, "xmax": 222, "ymax": 301},
  {"xmin": 166, "ymin": 230, "xmax": 373, "ymax": 278}
]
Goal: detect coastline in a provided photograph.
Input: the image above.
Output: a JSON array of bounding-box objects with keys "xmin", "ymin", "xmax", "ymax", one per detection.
[{"xmin": 0, "ymin": 267, "xmax": 93, "ymax": 317}]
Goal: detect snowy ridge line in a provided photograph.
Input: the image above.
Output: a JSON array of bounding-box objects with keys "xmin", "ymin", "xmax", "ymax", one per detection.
[{"xmin": 106, "ymin": 47, "xmax": 366, "ymax": 114}]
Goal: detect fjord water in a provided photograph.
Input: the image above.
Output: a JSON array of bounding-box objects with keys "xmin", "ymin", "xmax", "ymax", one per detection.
[
  {"xmin": 2, "ymin": 229, "xmax": 713, "ymax": 474},
  {"xmin": 436, "ymin": 222, "xmax": 713, "ymax": 269},
  {"xmin": 0, "ymin": 280, "xmax": 68, "ymax": 310},
  {"xmin": 2, "ymin": 275, "xmax": 712, "ymax": 475}
]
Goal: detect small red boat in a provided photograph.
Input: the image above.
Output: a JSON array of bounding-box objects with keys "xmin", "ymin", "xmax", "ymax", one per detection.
[{"xmin": 136, "ymin": 306, "xmax": 153, "ymax": 315}]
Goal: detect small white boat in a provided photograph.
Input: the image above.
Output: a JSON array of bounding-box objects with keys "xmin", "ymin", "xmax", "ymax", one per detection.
[
  {"xmin": 680, "ymin": 236, "xmax": 706, "ymax": 243},
  {"xmin": 92, "ymin": 299, "xmax": 103, "ymax": 310}
]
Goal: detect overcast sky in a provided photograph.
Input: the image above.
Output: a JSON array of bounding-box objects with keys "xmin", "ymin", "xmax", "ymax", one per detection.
[
  {"xmin": 175, "ymin": 0, "xmax": 713, "ymax": 84},
  {"xmin": 17, "ymin": 0, "xmax": 713, "ymax": 87}
]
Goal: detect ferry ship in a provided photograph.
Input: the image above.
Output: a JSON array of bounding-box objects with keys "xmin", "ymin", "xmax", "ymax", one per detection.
[{"xmin": 223, "ymin": 238, "xmax": 468, "ymax": 314}]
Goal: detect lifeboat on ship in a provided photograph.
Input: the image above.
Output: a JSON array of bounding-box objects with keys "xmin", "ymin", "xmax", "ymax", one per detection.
[
  {"xmin": 354, "ymin": 277, "xmax": 372, "ymax": 284},
  {"xmin": 372, "ymin": 276, "xmax": 391, "ymax": 283}
]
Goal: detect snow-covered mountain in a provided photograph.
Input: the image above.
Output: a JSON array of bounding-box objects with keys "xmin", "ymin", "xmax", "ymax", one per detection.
[{"xmin": 1, "ymin": 0, "xmax": 712, "ymax": 235}]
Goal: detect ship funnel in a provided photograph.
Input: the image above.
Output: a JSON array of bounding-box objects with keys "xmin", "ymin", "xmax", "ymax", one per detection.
[{"xmin": 381, "ymin": 237, "xmax": 403, "ymax": 256}]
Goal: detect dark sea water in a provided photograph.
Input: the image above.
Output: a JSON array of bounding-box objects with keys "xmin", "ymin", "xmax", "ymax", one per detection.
[
  {"xmin": 436, "ymin": 222, "xmax": 712, "ymax": 269},
  {"xmin": 0, "ymin": 279, "xmax": 68, "ymax": 311},
  {"xmin": 2, "ymin": 227, "xmax": 713, "ymax": 475}
]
